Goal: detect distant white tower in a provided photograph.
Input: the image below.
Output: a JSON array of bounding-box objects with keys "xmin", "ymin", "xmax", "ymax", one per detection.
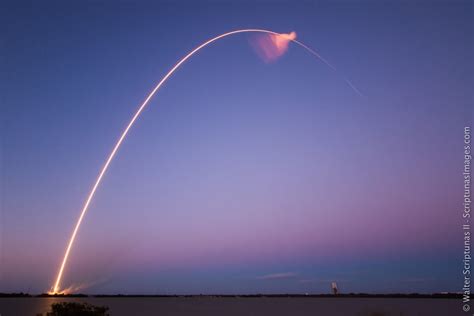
[{"xmin": 331, "ymin": 282, "xmax": 338, "ymax": 295}]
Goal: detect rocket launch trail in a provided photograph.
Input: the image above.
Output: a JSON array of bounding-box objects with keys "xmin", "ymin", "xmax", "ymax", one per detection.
[{"xmin": 51, "ymin": 28, "xmax": 362, "ymax": 294}]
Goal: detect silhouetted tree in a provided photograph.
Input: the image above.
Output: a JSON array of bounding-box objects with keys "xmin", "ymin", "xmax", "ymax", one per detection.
[{"xmin": 44, "ymin": 302, "xmax": 109, "ymax": 316}]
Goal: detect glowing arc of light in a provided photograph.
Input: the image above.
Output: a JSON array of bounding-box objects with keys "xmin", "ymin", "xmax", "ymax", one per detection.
[{"xmin": 52, "ymin": 28, "xmax": 360, "ymax": 294}]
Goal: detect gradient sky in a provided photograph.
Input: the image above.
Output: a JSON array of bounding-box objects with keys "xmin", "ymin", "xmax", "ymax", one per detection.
[{"xmin": 1, "ymin": 0, "xmax": 472, "ymax": 294}]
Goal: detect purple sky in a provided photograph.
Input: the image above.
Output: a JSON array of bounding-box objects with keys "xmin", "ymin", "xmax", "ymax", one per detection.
[{"xmin": 1, "ymin": 0, "xmax": 472, "ymax": 294}]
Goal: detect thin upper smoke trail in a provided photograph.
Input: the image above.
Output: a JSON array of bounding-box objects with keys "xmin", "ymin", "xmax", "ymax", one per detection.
[
  {"xmin": 292, "ymin": 39, "xmax": 364, "ymax": 97},
  {"xmin": 51, "ymin": 28, "xmax": 362, "ymax": 294}
]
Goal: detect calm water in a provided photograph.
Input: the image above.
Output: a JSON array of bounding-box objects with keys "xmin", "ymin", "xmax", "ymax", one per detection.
[{"xmin": 0, "ymin": 297, "xmax": 463, "ymax": 316}]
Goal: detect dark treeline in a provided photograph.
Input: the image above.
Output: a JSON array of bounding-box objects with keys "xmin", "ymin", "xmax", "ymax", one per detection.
[{"xmin": 0, "ymin": 293, "xmax": 465, "ymax": 299}]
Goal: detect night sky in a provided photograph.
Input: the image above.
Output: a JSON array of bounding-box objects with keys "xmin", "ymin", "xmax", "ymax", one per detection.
[{"xmin": 1, "ymin": 0, "xmax": 472, "ymax": 294}]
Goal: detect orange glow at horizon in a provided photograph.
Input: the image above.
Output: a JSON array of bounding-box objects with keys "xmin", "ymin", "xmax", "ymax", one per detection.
[{"xmin": 48, "ymin": 283, "xmax": 91, "ymax": 295}]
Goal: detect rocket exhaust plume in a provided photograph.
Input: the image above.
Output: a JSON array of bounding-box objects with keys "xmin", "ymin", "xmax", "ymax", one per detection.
[
  {"xmin": 252, "ymin": 31, "xmax": 297, "ymax": 63},
  {"xmin": 51, "ymin": 29, "xmax": 362, "ymax": 294},
  {"xmin": 251, "ymin": 31, "xmax": 363, "ymax": 95}
]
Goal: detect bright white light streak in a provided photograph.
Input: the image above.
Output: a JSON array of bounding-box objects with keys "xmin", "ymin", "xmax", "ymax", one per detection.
[{"xmin": 51, "ymin": 28, "xmax": 362, "ymax": 294}]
